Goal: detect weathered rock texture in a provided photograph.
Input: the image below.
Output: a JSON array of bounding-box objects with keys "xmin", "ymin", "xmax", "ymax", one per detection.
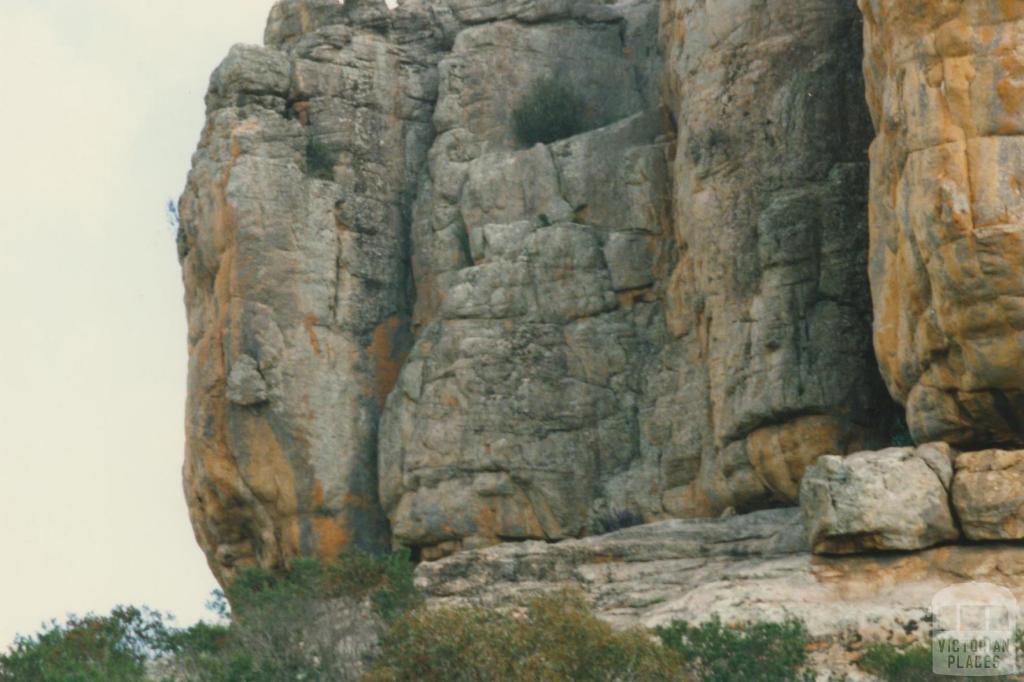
[
  {"xmin": 416, "ymin": 508, "xmax": 1024, "ymax": 678},
  {"xmin": 800, "ymin": 444, "xmax": 959, "ymax": 553},
  {"xmin": 178, "ymin": 0, "xmax": 899, "ymax": 577},
  {"xmin": 376, "ymin": 0, "xmax": 675, "ymax": 557},
  {"xmin": 953, "ymin": 449, "xmax": 1024, "ymax": 540},
  {"xmin": 658, "ymin": 0, "xmax": 896, "ymax": 516},
  {"xmin": 862, "ymin": 1, "xmax": 1024, "ymax": 448},
  {"xmin": 177, "ymin": 0, "xmax": 442, "ymax": 583}
]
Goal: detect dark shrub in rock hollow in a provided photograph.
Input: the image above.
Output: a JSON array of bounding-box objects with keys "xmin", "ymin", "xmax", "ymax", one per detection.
[{"xmin": 512, "ymin": 76, "xmax": 589, "ymax": 146}]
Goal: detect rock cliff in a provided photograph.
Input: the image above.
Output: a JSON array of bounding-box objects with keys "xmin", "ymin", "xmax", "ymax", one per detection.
[
  {"xmin": 179, "ymin": 0, "xmax": 900, "ymax": 584},
  {"xmin": 863, "ymin": 1, "xmax": 1024, "ymax": 448},
  {"xmin": 177, "ymin": 0, "xmax": 1024, "ymax": 625}
]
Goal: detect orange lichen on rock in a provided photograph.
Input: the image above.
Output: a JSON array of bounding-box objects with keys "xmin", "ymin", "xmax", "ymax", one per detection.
[
  {"xmin": 367, "ymin": 317, "xmax": 407, "ymax": 408},
  {"xmin": 862, "ymin": 0, "xmax": 1024, "ymax": 446}
]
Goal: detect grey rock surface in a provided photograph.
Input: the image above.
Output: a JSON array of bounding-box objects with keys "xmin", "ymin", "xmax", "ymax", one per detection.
[
  {"xmin": 380, "ymin": 107, "xmax": 678, "ymax": 557},
  {"xmin": 657, "ymin": 0, "xmax": 897, "ymax": 516},
  {"xmin": 416, "ymin": 508, "xmax": 1024, "ymax": 679},
  {"xmin": 178, "ymin": 0, "xmax": 909, "ymax": 573},
  {"xmin": 178, "ymin": 0, "xmax": 441, "ymax": 584},
  {"xmin": 800, "ymin": 444, "xmax": 960, "ymax": 554}
]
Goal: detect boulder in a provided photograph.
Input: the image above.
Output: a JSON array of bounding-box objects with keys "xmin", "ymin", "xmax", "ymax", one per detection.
[
  {"xmin": 800, "ymin": 444, "xmax": 960, "ymax": 554},
  {"xmin": 953, "ymin": 449, "xmax": 1024, "ymax": 540}
]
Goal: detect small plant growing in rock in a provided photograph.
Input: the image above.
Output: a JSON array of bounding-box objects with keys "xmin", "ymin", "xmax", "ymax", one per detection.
[
  {"xmin": 165, "ymin": 198, "xmax": 180, "ymax": 235},
  {"xmin": 305, "ymin": 135, "xmax": 336, "ymax": 180},
  {"xmin": 592, "ymin": 509, "xmax": 645, "ymax": 535},
  {"xmin": 888, "ymin": 413, "xmax": 915, "ymax": 447},
  {"xmin": 656, "ymin": 615, "xmax": 815, "ymax": 682},
  {"xmin": 512, "ymin": 76, "xmax": 589, "ymax": 147}
]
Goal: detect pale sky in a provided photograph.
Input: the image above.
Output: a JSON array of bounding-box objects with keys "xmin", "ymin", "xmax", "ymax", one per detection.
[{"xmin": 0, "ymin": 0, "xmax": 273, "ymax": 648}]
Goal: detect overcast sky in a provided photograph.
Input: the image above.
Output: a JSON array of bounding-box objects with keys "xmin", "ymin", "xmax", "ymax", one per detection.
[{"xmin": 0, "ymin": 0, "xmax": 273, "ymax": 648}]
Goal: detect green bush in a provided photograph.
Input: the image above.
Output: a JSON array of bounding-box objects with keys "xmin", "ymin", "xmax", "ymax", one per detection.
[
  {"xmin": 512, "ymin": 76, "xmax": 589, "ymax": 147},
  {"xmin": 0, "ymin": 606, "xmax": 173, "ymax": 682},
  {"xmin": 656, "ymin": 615, "xmax": 814, "ymax": 682},
  {"xmin": 1, "ymin": 551, "xmax": 420, "ymax": 682},
  {"xmin": 306, "ymin": 136, "xmax": 336, "ymax": 180},
  {"xmin": 365, "ymin": 590, "xmax": 682, "ymax": 682},
  {"xmin": 225, "ymin": 548, "xmax": 420, "ymax": 623},
  {"xmin": 858, "ymin": 638, "xmax": 1024, "ymax": 682},
  {"xmin": 858, "ymin": 644, "xmax": 941, "ymax": 681},
  {"xmin": 176, "ymin": 549, "xmax": 422, "ymax": 681}
]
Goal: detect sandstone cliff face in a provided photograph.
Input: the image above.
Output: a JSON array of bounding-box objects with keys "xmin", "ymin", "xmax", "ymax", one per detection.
[
  {"xmin": 179, "ymin": 0, "xmax": 901, "ymax": 579},
  {"xmin": 862, "ymin": 1, "xmax": 1024, "ymax": 448},
  {"xmin": 657, "ymin": 0, "xmax": 896, "ymax": 514},
  {"xmin": 177, "ymin": 0, "xmax": 441, "ymax": 583},
  {"xmin": 376, "ymin": 0, "xmax": 681, "ymax": 556}
]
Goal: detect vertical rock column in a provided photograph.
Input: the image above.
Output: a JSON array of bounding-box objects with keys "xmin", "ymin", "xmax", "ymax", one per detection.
[
  {"xmin": 862, "ymin": 1, "xmax": 1024, "ymax": 448},
  {"xmin": 659, "ymin": 0, "xmax": 894, "ymax": 514},
  {"xmin": 177, "ymin": 0, "xmax": 438, "ymax": 585},
  {"xmin": 377, "ymin": 0, "xmax": 676, "ymax": 559}
]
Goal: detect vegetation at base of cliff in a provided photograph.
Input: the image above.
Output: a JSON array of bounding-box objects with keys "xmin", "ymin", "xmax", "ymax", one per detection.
[
  {"xmin": 171, "ymin": 549, "xmax": 422, "ymax": 681},
  {"xmin": 655, "ymin": 615, "xmax": 815, "ymax": 682},
  {"xmin": 858, "ymin": 643, "xmax": 942, "ymax": 681},
  {"xmin": 0, "ymin": 606, "xmax": 177, "ymax": 682},
  {"xmin": 24, "ymin": 567, "xmax": 1000, "ymax": 682},
  {"xmin": 858, "ymin": 635, "xmax": 1024, "ymax": 682},
  {"xmin": 225, "ymin": 547, "xmax": 421, "ymax": 624},
  {"xmin": 512, "ymin": 76, "xmax": 590, "ymax": 146},
  {"xmin": 364, "ymin": 590, "xmax": 682, "ymax": 682},
  {"xmin": 0, "ymin": 550, "xmax": 420, "ymax": 682}
]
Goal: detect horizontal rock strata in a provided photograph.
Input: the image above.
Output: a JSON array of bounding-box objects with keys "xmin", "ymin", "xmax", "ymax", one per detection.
[{"xmin": 417, "ymin": 508, "xmax": 1024, "ymax": 678}]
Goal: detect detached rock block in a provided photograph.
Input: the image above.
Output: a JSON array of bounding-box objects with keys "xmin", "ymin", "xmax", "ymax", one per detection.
[
  {"xmin": 800, "ymin": 444, "xmax": 959, "ymax": 554},
  {"xmin": 953, "ymin": 450, "xmax": 1024, "ymax": 541}
]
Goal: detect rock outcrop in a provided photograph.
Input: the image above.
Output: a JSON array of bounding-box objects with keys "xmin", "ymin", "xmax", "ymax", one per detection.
[
  {"xmin": 658, "ymin": 0, "xmax": 897, "ymax": 515},
  {"xmin": 416, "ymin": 508, "xmax": 1024, "ymax": 677},
  {"xmin": 177, "ymin": 0, "xmax": 442, "ymax": 583},
  {"xmin": 376, "ymin": 0, "xmax": 674, "ymax": 556},
  {"xmin": 181, "ymin": 0, "xmax": 1024, "ymax": 581},
  {"xmin": 862, "ymin": 0, "xmax": 1024, "ymax": 448},
  {"xmin": 953, "ymin": 449, "xmax": 1024, "ymax": 540},
  {"xmin": 800, "ymin": 444, "xmax": 959, "ymax": 554},
  {"xmin": 177, "ymin": 0, "xmax": 900, "ymax": 576}
]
